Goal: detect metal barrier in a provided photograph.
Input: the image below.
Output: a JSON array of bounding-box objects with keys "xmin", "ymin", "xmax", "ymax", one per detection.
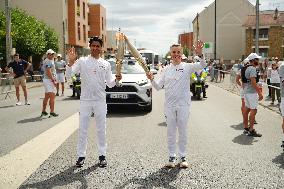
[{"xmin": 0, "ymin": 73, "xmax": 13, "ymax": 99}]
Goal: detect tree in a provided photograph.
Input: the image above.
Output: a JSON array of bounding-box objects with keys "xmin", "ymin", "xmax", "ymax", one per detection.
[
  {"xmin": 183, "ymin": 46, "xmax": 190, "ymax": 58},
  {"xmin": 0, "ymin": 8, "xmax": 58, "ymax": 63}
]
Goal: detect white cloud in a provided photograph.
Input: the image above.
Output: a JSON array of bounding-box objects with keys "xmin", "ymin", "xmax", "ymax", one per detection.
[{"xmin": 91, "ymin": 0, "xmax": 284, "ymax": 55}]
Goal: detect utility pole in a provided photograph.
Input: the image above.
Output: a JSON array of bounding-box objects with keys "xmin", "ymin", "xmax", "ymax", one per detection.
[
  {"xmin": 5, "ymin": 0, "xmax": 12, "ymax": 65},
  {"xmin": 214, "ymin": 0, "xmax": 217, "ymax": 60},
  {"xmin": 255, "ymin": 0, "xmax": 260, "ymax": 54}
]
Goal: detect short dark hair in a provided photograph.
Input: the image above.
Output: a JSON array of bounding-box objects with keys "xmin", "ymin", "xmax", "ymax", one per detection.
[
  {"xmin": 171, "ymin": 44, "xmax": 181, "ymax": 48},
  {"xmin": 14, "ymin": 53, "xmax": 19, "ymax": 57},
  {"xmin": 89, "ymin": 36, "xmax": 103, "ymax": 46}
]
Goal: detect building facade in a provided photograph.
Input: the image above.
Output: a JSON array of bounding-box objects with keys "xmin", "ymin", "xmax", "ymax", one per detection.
[
  {"xmin": 244, "ymin": 10, "xmax": 284, "ymax": 59},
  {"xmin": 178, "ymin": 32, "xmax": 194, "ymax": 54},
  {"xmin": 192, "ymin": 0, "xmax": 255, "ymax": 61},
  {"xmin": 88, "ymin": 4, "xmax": 106, "ymax": 52}
]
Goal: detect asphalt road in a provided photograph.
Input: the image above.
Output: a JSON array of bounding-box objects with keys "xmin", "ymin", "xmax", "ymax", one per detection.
[{"xmin": 1, "ymin": 83, "xmax": 284, "ymax": 188}]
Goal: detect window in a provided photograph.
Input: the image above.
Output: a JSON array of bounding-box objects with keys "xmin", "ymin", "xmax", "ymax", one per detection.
[
  {"xmin": 76, "ymin": 0, "xmax": 80, "ymax": 16},
  {"xmin": 77, "ymin": 22, "xmax": 81, "ymax": 41},
  {"xmin": 259, "ymin": 48, "xmax": 268, "ymax": 57},
  {"xmin": 102, "ymin": 34, "xmax": 104, "ymax": 47},
  {"xmin": 254, "ymin": 28, "xmax": 269, "ymax": 39},
  {"xmin": 83, "ymin": 2, "xmax": 86, "ymax": 19},
  {"xmin": 83, "ymin": 25, "xmax": 86, "ymax": 42},
  {"xmin": 102, "ymin": 17, "xmax": 104, "ymax": 31}
]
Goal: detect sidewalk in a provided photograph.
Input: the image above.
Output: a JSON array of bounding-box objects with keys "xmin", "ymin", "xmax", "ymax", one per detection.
[
  {"xmin": 0, "ymin": 81, "xmax": 43, "ymax": 101},
  {"xmin": 208, "ymin": 73, "xmax": 281, "ymax": 115}
]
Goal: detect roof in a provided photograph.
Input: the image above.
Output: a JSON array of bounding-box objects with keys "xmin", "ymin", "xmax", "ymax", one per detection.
[{"xmin": 243, "ymin": 10, "xmax": 284, "ymax": 27}]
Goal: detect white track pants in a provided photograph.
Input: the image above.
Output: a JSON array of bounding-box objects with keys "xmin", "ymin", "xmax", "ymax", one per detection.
[
  {"xmin": 77, "ymin": 100, "xmax": 107, "ymax": 157},
  {"xmin": 165, "ymin": 105, "xmax": 190, "ymax": 158}
]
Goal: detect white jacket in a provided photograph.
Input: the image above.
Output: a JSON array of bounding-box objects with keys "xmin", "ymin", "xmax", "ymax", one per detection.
[
  {"xmin": 152, "ymin": 59, "xmax": 207, "ymax": 107},
  {"xmin": 66, "ymin": 56, "xmax": 116, "ymax": 101}
]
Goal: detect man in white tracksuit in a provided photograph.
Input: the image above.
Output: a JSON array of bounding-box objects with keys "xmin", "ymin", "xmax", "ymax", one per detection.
[
  {"xmin": 147, "ymin": 42, "xmax": 206, "ymax": 168},
  {"xmin": 67, "ymin": 36, "xmax": 122, "ymax": 167}
]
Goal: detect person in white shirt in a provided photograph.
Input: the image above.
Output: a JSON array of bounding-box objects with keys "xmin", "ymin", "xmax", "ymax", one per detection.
[
  {"xmin": 270, "ymin": 62, "xmax": 280, "ymax": 105},
  {"xmin": 146, "ymin": 41, "xmax": 206, "ymax": 168},
  {"xmin": 67, "ymin": 36, "xmax": 122, "ymax": 168},
  {"xmin": 55, "ymin": 54, "xmax": 66, "ymax": 96}
]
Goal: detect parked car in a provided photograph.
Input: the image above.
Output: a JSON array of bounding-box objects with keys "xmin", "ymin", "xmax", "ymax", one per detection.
[{"xmin": 106, "ymin": 58, "xmax": 152, "ymax": 112}]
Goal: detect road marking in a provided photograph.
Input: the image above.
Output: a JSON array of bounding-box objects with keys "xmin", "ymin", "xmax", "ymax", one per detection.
[{"xmin": 0, "ymin": 113, "xmax": 79, "ymax": 188}]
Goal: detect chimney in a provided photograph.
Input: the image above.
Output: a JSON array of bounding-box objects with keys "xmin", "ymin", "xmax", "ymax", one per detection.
[{"xmin": 273, "ymin": 8, "xmax": 279, "ymax": 20}]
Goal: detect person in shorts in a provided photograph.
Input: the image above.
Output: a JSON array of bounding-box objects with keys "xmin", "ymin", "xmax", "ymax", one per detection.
[
  {"xmin": 55, "ymin": 54, "xmax": 66, "ymax": 96},
  {"xmin": 5, "ymin": 54, "xmax": 31, "ymax": 105},
  {"xmin": 242, "ymin": 53, "xmax": 263, "ymax": 137},
  {"xmin": 41, "ymin": 49, "xmax": 59, "ymax": 117}
]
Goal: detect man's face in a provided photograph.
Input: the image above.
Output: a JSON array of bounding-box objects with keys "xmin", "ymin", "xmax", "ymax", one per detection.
[
  {"xmin": 252, "ymin": 58, "xmax": 259, "ymax": 66},
  {"xmin": 90, "ymin": 41, "xmax": 102, "ymax": 56},
  {"xmin": 170, "ymin": 46, "xmax": 182, "ymax": 62},
  {"xmin": 14, "ymin": 55, "xmax": 19, "ymax": 62},
  {"xmin": 47, "ymin": 53, "xmax": 54, "ymax": 60}
]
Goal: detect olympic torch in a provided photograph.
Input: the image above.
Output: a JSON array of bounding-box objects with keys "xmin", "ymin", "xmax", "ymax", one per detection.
[
  {"xmin": 115, "ymin": 32, "xmax": 125, "ymax": 86},
  {"xmin": 124, "ymin": 36, "xmax": 150, "ymax": 74}
]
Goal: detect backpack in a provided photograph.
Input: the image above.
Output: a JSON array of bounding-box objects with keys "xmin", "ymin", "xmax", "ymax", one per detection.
[{"xmin": 241, "ymin": 65, "xmax": 260, "ymax": 83}]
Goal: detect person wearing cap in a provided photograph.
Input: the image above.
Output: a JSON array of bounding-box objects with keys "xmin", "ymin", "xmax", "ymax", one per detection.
[
  {"xmin": 5, "ymin": 53, "xmax": 31, "ymax": 106},
  {"xmin": 54, "ymin": 54, "xmax": 66, "ymax": 96},
  {"xmin": 67, "ymin": 36, "xmax": 122, "ymax": 168},
  {"xmin": 146, "ymin": 41, "xmax": 206, "ymax": 168},
  {"xmin": 41, "ymin": 49, "xmax": 59, "ymax": 118},
  {"xmin": 242, "ymin": 53, "xmax": 263, "ymax": 137}
]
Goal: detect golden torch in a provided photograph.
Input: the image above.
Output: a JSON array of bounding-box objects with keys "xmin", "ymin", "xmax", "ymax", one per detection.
[
  {"xmin": 124, "ymin": 35, "xmax": 150, "ymax": 73},
  {"xmin": 115, "ymin": 32, "xmax": 125, "ymax": 86}
]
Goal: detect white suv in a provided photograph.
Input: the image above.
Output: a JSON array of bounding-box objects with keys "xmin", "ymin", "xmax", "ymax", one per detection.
[{"xmin": 106, "ymin": 58, "xmax": 152, "ymax": 112}]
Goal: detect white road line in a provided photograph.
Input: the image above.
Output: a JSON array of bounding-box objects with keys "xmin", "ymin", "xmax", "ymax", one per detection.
[{"xmin": 0, "ymin": 113, "xmax": 79, "ymax": 188}]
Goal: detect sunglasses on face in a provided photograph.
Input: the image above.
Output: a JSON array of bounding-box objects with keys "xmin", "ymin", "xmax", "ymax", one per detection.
[{"xmin": 172, "ymin": 51, "xmax": 181, "ymax": 54}]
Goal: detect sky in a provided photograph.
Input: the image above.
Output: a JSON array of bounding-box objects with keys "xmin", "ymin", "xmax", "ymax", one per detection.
[{"xmin": 91, "ymin": 0, "xmax": 284, "ymax": 56}]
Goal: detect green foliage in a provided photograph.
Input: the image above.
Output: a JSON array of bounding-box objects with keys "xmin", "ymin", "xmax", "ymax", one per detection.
[
  {"xmin": 0, "ymin": 8, "xmax": 59, "ymax": 61},
  {"xmin": 183, "ymin": 46, "xmax": 190, "ymax": 58}
]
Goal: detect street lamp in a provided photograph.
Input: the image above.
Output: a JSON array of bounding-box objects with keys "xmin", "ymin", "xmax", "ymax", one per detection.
[
  {"xmin": 255, "ymin": 0, "xmax": 260, "ymax": 54},
  {"xmin": 5, "ymin": 0, "xmax": 12, "ymax": 65},
  {"xmin": 214, "ymin": 0, "xmax": 217, "ymax": 60}
]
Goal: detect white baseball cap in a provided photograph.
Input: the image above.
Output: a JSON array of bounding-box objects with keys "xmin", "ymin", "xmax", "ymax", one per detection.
[
  {"xmin": 247, "ymin": 53, "xmax": 261, "ymax": 61},
  {"xmin": 194, "ymin": 55, "xmax": 200, "ymax": 61},
  {"xmin": 57, "ymin": 54, "xmax": 62, "ymax": 57},
  {"xmin": 46, "ymin": 49, "xmax": 55, "ymax": 55},
  {"xmin": 243, "ymin": 58, "xmax": 249, "ymax": 63}
]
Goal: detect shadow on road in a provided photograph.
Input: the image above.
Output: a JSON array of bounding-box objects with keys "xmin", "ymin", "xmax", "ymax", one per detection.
[
  {"xmin": 114, "ymin": 167, "xmax": 181, "ymax": 189},
  {"xmin": 158, "ymin": 122, "xmax": 167, "ymax": 127},
  {"xmin": 232, "ymin": 133, "xmax": 258, "ymax": 145},
  {"xmin": 17, "ymin": 116, "xmax": 46, "ymax": 124},
  {"xmin": 230, "ymin": 123, "xmax": 243, "ymax": 130},
  {"xmin": 19, "ymin": 164, "xmax": 99, "ymax": 189},
  {"xmin": 0, "ymin": 105, "xmax": 14, "ymax": 109},
  {"xmin": 107, "ymin": 105, "xmax": 148, "ymax": 118},
  {"xmin": 272, "ymin": 152, "xmax": 284, "ymax": 169}
]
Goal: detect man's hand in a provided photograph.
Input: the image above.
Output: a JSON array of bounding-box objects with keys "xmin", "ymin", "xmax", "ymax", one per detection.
[
  {"xmin": 258, "ymin": 93, "xmax": 263, "ymax": 101},
  {"xmin": 146, "ymin": 72, "xmax": 154, "ymax": 81},
  {"xmin": 67, "ymin": 47, "xmax": 77, "ymax": 66},
  {"xmin": 193, "ymin": 40, "xmax": 204, "ymax": 57},
  {"xmin": 115, "ymin": 74, "xmax": 122, "ymax": 81}
]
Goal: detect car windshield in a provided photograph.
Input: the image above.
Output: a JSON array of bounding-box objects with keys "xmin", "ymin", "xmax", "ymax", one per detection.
[{"xmin": 108, "ymin": 59, "xmax": 145, "ymax": 74}]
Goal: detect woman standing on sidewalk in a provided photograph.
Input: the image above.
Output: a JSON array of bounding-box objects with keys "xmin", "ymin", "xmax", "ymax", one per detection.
[{"xmin": 270, "ymin": 62, "xmax": 281, "ymax": 105}]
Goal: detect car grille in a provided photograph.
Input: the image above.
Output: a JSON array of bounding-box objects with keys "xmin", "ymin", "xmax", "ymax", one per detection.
[{"xmin": 106, "ymin": 85, "xmax": 137, "ymax": 92}]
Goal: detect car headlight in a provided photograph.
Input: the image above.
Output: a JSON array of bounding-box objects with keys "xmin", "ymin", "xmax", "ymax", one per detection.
[{"xmin": 137, "ymin": 80, "xmax": 148, "ymax": 86}]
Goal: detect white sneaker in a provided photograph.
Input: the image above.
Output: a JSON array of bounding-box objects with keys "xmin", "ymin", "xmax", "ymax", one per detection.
[
  {"xmin": 16, "ymin": 101, "xmax": 21, "ymax": 106},
  {"xmin": 179, "ymin": 157, "xmax": 189, "ymax": 168},
  {"xmin": 165, "ymin": 157, "xmax": 176, "ymax": 168},
  {"xmin": 25, "ymin": 101, "xmax": 31, "ymax": 105}
]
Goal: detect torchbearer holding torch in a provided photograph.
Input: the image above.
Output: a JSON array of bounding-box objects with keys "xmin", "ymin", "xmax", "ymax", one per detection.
[
  {"xmin": 66, "ymin": 36, "xmax": 122, "ymax": 168},
  {"xmin": 146, "ymin": 41, "xmax": 206, "ymax": 168}
]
